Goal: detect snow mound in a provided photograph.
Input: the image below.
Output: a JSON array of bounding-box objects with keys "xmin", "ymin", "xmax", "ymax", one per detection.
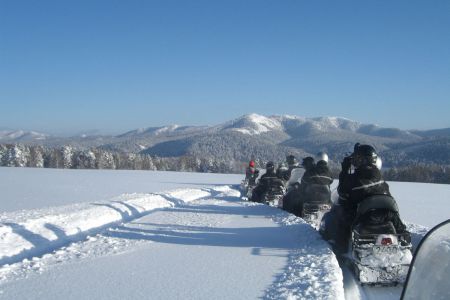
[{"xmin": 264, "ymin": 213, "xmax": 345, "ymax": 300}]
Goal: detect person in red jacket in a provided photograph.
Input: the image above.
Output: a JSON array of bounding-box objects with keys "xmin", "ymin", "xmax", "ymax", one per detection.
[{"xmin": 245, "ymin": 160, "xmax": 259, "ymax": 185}]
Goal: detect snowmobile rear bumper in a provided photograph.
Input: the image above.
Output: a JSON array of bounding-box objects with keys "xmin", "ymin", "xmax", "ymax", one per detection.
[
  {"xmin": 354, "ymin": 262, "xmax": 410, "ymax": 285},
  {"xmin": 351, "ymin": 235, "xmax": 413, "ymax": 285}
]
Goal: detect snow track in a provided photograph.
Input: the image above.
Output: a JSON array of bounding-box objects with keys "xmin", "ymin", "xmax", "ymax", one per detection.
[
  {"xmin": 0, "ymin": 188, "xmax": 210, "ymax": 268},
  {"xmin": 0, "ymin": 185, "xmax": 345, "ymax": 299}
]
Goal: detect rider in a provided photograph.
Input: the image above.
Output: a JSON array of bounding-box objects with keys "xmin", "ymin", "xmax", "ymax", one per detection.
[
  {"xmin": 310, "ymin": 152, "xmax": 333, "ymax": 186},
  {"xmin": 298, "ymin": 156, "xmax": 316, "ymax": 187},
  {"xmin": 281, "ymin": 157, "xmax": 314, "ymax": 216},
  {"xmin": 338, "ymin": 144, "xmax": 391, "ymax": 214},
  {"xmin": 245, "ymin": 160, "xmax": 259, "ymax": 185},
  {"xmin": 276, "ymin": 162, "xmax": 288, "ymax": 180},
  {"xmin": 282, "ymin": 154, "xmax": 300, "ymax": 181},
  {"xmin": 251, "ymin": 161, "xmax": 280, "ymax": 202},
  {"xmin": 336, "ymin": 143, "xmax": 407, "ymax": 250}
]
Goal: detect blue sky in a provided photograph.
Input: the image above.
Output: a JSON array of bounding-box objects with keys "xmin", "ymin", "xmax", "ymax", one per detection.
[{"xmin": 1, "ymin": 0, "xmax": 449, "ymax": 135}]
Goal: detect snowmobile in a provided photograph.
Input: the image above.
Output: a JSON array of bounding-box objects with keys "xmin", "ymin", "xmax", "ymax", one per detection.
[
  {"xmin": 240, "ymin": 179, "xmax": 257, "ymax": 200},
  {"xmin": 349, "ymin": 195, "xmax": 413, "ymax": 285},
  {"xmin": 279, "ymin": 168, "xmax": 305, "ymax": 209},
  {"xmin": 320, "ymin": 194, "xmax": 413, "ymax": 285},
  {"xmin": 302, "ymin": 202, "xmax": 331, "ymax": 229},
  {"xmin": 261, "ymin": 177, "xmax": 286, "ymax": 207},
  {"xmin": 299, "ymin": 184, "xmax": 332, "ymax": 229}
]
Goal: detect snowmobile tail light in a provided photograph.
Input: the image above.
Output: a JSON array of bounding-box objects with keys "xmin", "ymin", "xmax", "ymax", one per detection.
[
  {"xmin": 376, "ymin": 234, "xmax": 398, "ymax": 246},
  {"xmin": 381, "ymin": 237, "xmax": 392, "ymax": 245}
]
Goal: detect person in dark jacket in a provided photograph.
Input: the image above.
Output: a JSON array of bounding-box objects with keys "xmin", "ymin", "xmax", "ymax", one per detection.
[
  {"xmin": 296, "ymin": 155, "xmax": 332, "ymax": 214},
  {"xmin": 334, "ymin": 144, "xmax": 407, "ymax": 251},
  {"xmin": 338, "ymin": 145, "xmax": 391, "ymax": 214},
  {"xmin": 276, "ymin": 162, "xmax": 288, "ymax": 180},
  {"xmin": 282, "ymin": 157, "xmax": 314, "ymax": 215},
  {"xmin": 280, "ymin": 155, "xmax": 300, "ymax": 181},
  {"xmin": 298, "ymin": 156, "xmax": 315, "ymax": 186},
  {"xmin": 310, "ymin": 152, "xmax": 333, "ymax": 186},
  {"xmin": 251, "ymin": 161, "xmax": 284, "ymax": 203}
]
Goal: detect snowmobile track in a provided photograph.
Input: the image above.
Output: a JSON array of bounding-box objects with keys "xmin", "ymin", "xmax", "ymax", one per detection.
[{"xmin": 0, "ymin": 188, "xmax": 216, "ymax": 268}]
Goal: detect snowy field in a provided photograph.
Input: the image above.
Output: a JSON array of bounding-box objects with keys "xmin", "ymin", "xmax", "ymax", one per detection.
[{"xmin": 0, "ymin": 167, "xmax": 449, "ymax": 299}]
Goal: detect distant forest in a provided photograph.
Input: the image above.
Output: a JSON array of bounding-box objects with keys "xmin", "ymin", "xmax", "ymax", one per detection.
[
  {"xmin": 1, "ymin": 144, "xmax": 449, "ymax": 184},
  {"xmin": 0, "ymin": 144, "xmax": 243, "ymax": 174}
]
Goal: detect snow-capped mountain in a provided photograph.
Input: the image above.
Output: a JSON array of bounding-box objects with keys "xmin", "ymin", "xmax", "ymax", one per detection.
[
  {"xmin": 2, "ymin": 114, "xmax": 449, "ymax": 167},
  {"xmin": 217, "ymin": 114, "xmax": 420, "ymax": 140},
  {"xmin": 216, "ymin": 113, "xmax": 284, "ymax": 135},
  {"xmin": 0, "ymin": 130, "xmax": 49, "ymax": 142},
  {"xmin": 118, "ymin": 124, "xmax": 207, "ymax": 138}
]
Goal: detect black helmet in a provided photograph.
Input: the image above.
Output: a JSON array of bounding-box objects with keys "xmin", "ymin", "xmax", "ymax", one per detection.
[
  {"xmin": 301, "ymin": 157, "xmax": 315, "ymax": 170},
  {"xmin": 353, "ymin": 144, "xmax": 377, "ymax": 168},
  {"xmin": 266, "ymin": 161, "xmax": 275, "ymax": 172}
]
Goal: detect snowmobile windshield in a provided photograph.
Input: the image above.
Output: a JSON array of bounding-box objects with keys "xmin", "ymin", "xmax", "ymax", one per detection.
[{"xmin": 401, "ymin": 219, "xmax": 450, "ymax": 300}]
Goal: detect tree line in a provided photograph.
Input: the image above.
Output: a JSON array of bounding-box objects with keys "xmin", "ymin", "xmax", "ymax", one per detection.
[
  {"xmin": 1, "ymin": 143, "xmax": 449, "ymax": 184},
  {"xmin": 0, "ymin": 144, "xmax": 244, "ymax": 173},
  {"xmin": 383, "ymin": 164, "xmax": 450, "ymax": 184}
]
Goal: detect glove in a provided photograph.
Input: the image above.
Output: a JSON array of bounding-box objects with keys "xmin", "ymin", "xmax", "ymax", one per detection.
[{"xmin": 341, "ymin": 156, "xmax": 352, "ymax": 172}]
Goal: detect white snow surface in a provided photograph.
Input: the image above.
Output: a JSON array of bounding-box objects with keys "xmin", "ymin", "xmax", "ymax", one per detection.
[{"xmin": 0, "ymin": 167, "xmax": 449, "ymax": 299}]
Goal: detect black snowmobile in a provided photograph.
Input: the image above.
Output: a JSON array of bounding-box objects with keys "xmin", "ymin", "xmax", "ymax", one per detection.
[
  {"xmin": 300, "ymin": 183, "xmax": 332, "ymax": 229},
  {"xmin": 259, "ymin": 177, "xmax": 286, "ymax": 207},
  {"xmin": 320, "ymin": 194, "xmax": 413, "ymax": 285}
]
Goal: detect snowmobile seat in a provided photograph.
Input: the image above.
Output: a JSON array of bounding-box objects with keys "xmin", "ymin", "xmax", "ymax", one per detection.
[
  {"xmin": 356, "ymin": 221, "xmax": 396, "ymax": 235},
  {"xmin": 356, "ymin": 195, "xmax": 399, "ymax": 218}
]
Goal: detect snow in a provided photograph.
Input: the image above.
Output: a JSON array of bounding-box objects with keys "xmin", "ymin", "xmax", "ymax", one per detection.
[
  {"xmin": 0, "ymin": 167, "xmax": 448, "ymax": 299},
  {"xmin": 232, "ymin": 113, "xmax": 282, "ymax": 135},
  {"xmin": 0, "ymin": 167, "xmax": 242, "ymax": 212},
  {"xmin": 154, "ymin": 124, "xmax": 179, "ymax": 135}
]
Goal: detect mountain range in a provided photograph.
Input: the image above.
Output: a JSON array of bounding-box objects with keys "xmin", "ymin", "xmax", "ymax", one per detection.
[{"xmin": 2, "ymin": 114, "xmax": 449, "ymax": 167}]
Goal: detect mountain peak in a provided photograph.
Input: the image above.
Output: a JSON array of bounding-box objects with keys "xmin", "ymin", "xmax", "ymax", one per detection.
[{"xmin": 221, "ymin": 113, "xmax": 282, "ymax": 135}]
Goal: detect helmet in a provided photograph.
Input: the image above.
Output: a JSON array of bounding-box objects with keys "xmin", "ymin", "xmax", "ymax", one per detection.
[
  {"xmin": 266, "ymin": 161, "xmax": 275, "ymax": 172},
  {"xmin": 286, "ymin": 155, "xmax": 297, "ymax": 166},
  {"xmin": 352, "ymin": 144, "xmax": 378, "ymax": 168},
  {"xmin": 315, "ymin": 152, "xmax": 329, "ymax": 164},
  {"xmin": 278, "ymin": 162, "xmax": 288, "ymax": 171},
  {"xmin": 375, "ymin": 157, "xmax": 382, "ymax": 170},
  {"xmin": 301, "ymin": 157, "xmax": 315, "ymax": 170},
  {"xmin": 249, "ymin": 160, "xmax": 255, "ymax": 168}
]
